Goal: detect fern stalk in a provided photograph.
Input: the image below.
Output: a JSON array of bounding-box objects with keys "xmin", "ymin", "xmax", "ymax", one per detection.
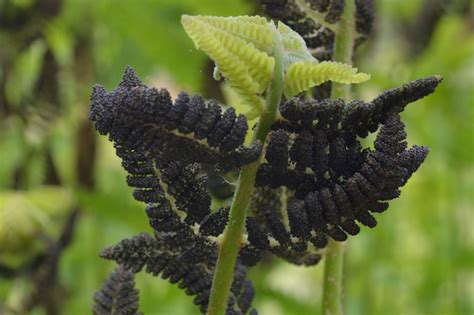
[
  {"xmin": 206, "ymin": 31, "xmax": 285, "ymax": 315},
  {"xmin": 322, "ymin": 1, "xmax": 356, "ymax": 314}
]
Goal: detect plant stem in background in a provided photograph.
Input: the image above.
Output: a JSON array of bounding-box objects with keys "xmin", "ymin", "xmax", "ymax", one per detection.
[
  {"xmin": 206, "ymin": 32, "xmax": 285, "ymax": 315},
  {"xmin": 322, "ymin": 0, "xmax": 356, "ymax": 314}
]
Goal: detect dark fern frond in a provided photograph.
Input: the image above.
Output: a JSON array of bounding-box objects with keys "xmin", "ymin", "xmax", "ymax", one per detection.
[
  {"xmin": 251, "ymin": 77, "xmax": 439, "ymax": 247},
  {"xmin": 101, "ymin": 148, "xmax": 256, "ymax": 312},
  {"xmin": 99, "ymin": 233, "xmax": 161, "ymax": 273},
  {"xmin": 93, "ymin": 266, "xmax": 141, "ymax": 315},
  {"xmin": 199, "ymin": 207, "xmax": 230, "ymax": 237},
  {"xmin": 355, "ymin": 0, "xmax": 375, "ymax": 43},
  {"xmin": 90, "ymin": 67, "xmax": 262, "ymax": 172},
  {"xmin": 100, "ymin": 233, "xmax": 257, "ymax": 315},
  {"xmin": 247, "ymin": 186, "xmax": 326, "ymax": 266},
  {"xmin": 160, "ymin": 161, "xmax": 212, "ymax": 225},
  {"xmin": 278, "ymin": 76, "xmax": 442, "ymax": 139},
  {"xmin": 90, "ymin": 69, "xmax": 440, "ymax": 275},
  {"xmin": 261, "ymin": 0, "xmax": 333, "ymax": 60},
  {"xmin": 88, "ymin": 7, "xmax": 444, "ymax": 314},
  {"xmin": 90, "ymin": 67, "xmax": 260, "ymax": 313},
  {"xmin": 260, "ymin": 0, "xmax": 375, "ymax": 60}
]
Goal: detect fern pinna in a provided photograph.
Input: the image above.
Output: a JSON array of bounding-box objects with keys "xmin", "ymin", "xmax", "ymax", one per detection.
[
  {"xmin": 261, "ymin": 0, "xmax": 374, "ymax": 60},
  {"xmin": 90, "ymin": 11, "xmax": 441, "ymax": 315}
]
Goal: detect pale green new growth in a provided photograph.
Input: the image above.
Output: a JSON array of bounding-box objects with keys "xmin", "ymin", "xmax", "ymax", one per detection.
[
  {"xmin": 182, "ymin": 15, "xmax": 275, "ymax": 114},
  {"xmin": 277, "ymin": 21, "xmax": 370, "ymax": 98},
  {"xmin": 284, "ymin": 60, "xmax": 370, "ymax": 98},
  {"xmin": 277, "ymin": 22, "xmax": 314, "ymax": 69},
  {"xmin": 181, "ymin": 14, "xmax": 370, "ymax": 118},
  {"xmin": 195, "ymin": 16, "xmax": 273, "ymax": 51}
]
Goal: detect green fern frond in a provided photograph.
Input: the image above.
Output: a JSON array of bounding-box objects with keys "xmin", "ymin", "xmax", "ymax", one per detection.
[
  {"xmin": 284, "ymin": 61, "xmax": 371, "ymax": 98},
  {"xmin": 182, "ymin": 15, "xmax": 370, "ymax": 111},
  {"xmin": 196, "ymin": 16, "xmax": 273, "ymax": 51},
  {"xmin": 182, "ymin": 15, "xmax": 276, "ymax": 113},
  {"xmin": 277, "ymin": 22, "xmax": 314, "ymax": 69}
]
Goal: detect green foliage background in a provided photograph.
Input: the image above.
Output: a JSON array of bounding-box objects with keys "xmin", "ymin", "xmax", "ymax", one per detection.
[{"xmin": 0, "ymin": 0, "xmax": 472, "ymax": 314}]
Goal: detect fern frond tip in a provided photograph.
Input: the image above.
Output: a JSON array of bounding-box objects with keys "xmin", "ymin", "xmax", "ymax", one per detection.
[
  {"xmin": 352, "ymin": 72, "xmax": 371, "ymax": 83},
  {"xmin": 283, "ymin": 61, "xmax": 371, "ymax": 97}
]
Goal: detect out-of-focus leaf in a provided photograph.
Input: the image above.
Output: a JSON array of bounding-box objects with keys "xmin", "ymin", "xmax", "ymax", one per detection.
[
  {"xmin": 76, "ymin": 189, "xmax": 148, "ymax": 232},
  {"xmin": 45, "ymin": 20, "xmax": 74, "ymax": 66},
  {"xmin": 5, "ymin": 40, "xmax": 47, "ymax": 106},
  {"xmin": 0, "ymin": 192, "xmax": 49, "ymax": 253},
  {"xmin": 24, "ymin": 186, "xmax": 73, "ymax": 216},
  {"xmin": 0, "ymin": 186, "xmax": 72, "ymax": 254}
]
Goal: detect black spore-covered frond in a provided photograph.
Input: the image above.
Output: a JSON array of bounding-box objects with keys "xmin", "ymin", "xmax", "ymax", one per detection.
[
  {"xmin": 100, "ymin": 233, "xmax": 257, "ymax": 315},
  {"xmin": 252, "ymin": 76, "xmax": 440, "ymax": 247},
  {"xmin": 93, "ymin": 266, "xmax": 141, "ymax": 315},
  {"xmin": 244, "ymin": 186, "xmax": 324, "ymax": 266},
  {"xmin": 90, "ymin": 67, "xmax": 262, "ymax": 172},
  {"xmin": 260, "ymin": 0, "xmax": 375, "ymax": 60},
  {"xmin": 90, "ymin": 63, "xmax": 439, "ymax": 312},
  {"xmin": 90, "ymin": 67, "xmax": 259, "ymax": 314}
]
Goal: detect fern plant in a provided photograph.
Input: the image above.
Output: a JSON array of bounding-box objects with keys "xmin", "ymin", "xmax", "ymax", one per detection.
[
  {"xmin": 90, "ymin": 1, "xmax": 442, "ymax": 314},
  {"xmin": 181, "ymin": 14, "xmax": 369, "ymax": 118}
]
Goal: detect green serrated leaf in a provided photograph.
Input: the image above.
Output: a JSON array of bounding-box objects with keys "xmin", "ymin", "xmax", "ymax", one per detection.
[
  {"xmin": 181, "ymin": 15, "xmax": 276, "ymax": 115},
  {"xmin": 284, "ymin": 61, "xmax": 371, "ymax": 98},
  {"xmin": 182, "ymin": 15, "xmax": 370, "ymax": 112}
]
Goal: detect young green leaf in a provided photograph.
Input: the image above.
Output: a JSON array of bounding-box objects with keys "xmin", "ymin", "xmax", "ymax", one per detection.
[
  {"xmin": 277, "ymin": 21, "xmax": 314, "ymax": 69},
  {"xmin": 182, "ymin": 14, "xmax": 370, "ymax": 113},
  {"xmin": 284, "ymin": 60, "xmax": 370, "ymax": 98},
  {"xmin": 181, "ymin": 15, "xmax": 275, "ymax": 114}
]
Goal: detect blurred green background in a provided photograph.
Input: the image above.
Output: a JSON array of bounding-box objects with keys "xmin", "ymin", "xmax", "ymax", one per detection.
[{"xmin": 0, "ymin": 0, "xmax": 472, "ymax": 314}]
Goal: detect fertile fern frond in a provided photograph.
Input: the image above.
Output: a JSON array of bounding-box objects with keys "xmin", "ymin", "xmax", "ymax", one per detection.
[
  {"xmin": 90, "ymin": 69, "xmax": 261, "ymax": 313},
  {"xmin": 93, "ymin": 266, "xmax": 141, "ymax": 315},
  {"xmin": 181, "ymin": 15, "xmax": 275, "ymax": 114},
  {"xmin": 284, "ymin": 60, "xmax": 370, "ymax": 97},
  {"xmin": 90, "ymin": 68, "xmax": 440, "ymax": 272},
  {"xmin": 258, "ymin": 116, "xmax": 428, "ymax": 241},
  {"xmin": 256, "ymin": 76, "xmax": 442, "ymax": 242},
  {"xmin": 261, "ymin": 0, "xmax": 375, "ymax": 60},
  {"xmin": 98, "ymin": 155, "xmax": 258, "ymax": 313},
  {"xmin": 86, "ymin": 4, "xmax": 445, "ymax": 314},
  {"xmin": 89, "ymin": 67, "xmax": 262, "ymax": 172},
  {"xmin": 100, "ymin": 233, "xmax": 257, "ymax": 315}
]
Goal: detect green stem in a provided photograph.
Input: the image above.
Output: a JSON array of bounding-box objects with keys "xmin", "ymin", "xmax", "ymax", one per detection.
[
  {"xmin": 322, "ymin": 239, "xmax": 345, "ymax": 315},
  {"xmin": 206, "ymin": 30, "xmax": 285, "ymax": 315},
  {"xmin": 322, "ymin": 1, "xmax": 356, "ymax": 315}
]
